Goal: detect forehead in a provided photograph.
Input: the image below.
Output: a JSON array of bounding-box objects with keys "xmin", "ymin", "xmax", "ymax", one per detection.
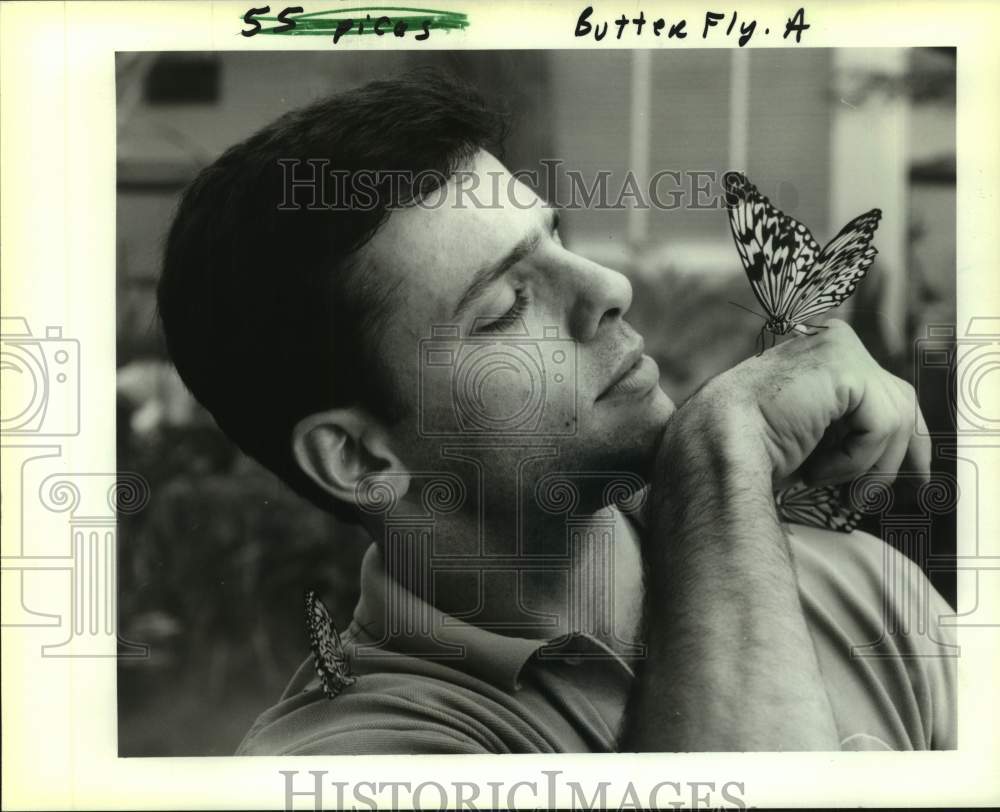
[{"xmin": 360, "ymin": 151, "xmax": 546, "ymax": 319}]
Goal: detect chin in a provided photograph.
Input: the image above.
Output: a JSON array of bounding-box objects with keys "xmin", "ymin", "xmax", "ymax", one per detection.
[
  {"xmin": 598, "ymin": 383, "xmax": 675, "ymax": 431},
  {"xmin": 584, "ymin": 388, "xmax": 675, "ymax": 469}
]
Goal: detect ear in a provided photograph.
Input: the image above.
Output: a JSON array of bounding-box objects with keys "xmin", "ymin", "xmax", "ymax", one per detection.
[{"xmin": 291, "ymin": 408, "xmax": 410, "ymax": 510}]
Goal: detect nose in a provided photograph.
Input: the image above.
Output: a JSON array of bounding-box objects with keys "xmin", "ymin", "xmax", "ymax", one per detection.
[{"xmin": 562, "ymin": 257, "xmax": 634, "ymax": 343}]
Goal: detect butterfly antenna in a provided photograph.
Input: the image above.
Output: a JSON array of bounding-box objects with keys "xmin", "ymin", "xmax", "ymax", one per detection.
[{"xmin": 728, "ymin": 301, "xmax": 767, "ymax": 322}]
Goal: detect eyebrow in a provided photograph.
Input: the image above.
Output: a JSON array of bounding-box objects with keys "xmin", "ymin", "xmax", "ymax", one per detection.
[{"xmin": 451, "ymin": 207, "xmax": 561, "ymax": 320}]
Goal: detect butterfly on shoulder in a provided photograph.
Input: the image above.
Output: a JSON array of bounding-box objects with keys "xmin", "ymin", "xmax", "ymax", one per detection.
[
  {"xmin": 774, "ymin": 481, "xmax": 862, "ymax": 534},
  {"xmin": 304, "ymin": 588, "xmax": 356, "ymax": 700},
  {"xmin": 723, "ymin": 171, "xmax": 882, "ymax": 355}
]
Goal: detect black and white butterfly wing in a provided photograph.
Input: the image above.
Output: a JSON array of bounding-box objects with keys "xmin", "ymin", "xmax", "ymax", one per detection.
[
  {"xmin": 724, "ymin": 171, "xmax": 881, "ymax": 332},
  {"xmin": 785, "ymin": 208, "xmax": 882, "ymax": 325},
  {"xmin": 775, "ymin": 482, "xmax": 862, "ymax": 534},
  {"xmin": 723, "ymin": 171, "xmax": 822, "ymax": 321},
  {"xmin": 305, "ymin": 588, "xmax": 355, "ymax": 699}
]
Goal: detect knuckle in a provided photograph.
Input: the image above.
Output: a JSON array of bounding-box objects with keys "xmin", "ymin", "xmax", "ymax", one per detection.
[
  {"xmin": 881, "ymin": 411, "xmax": 910, "ymax": 434},
  {"xmin": 890, "ymin": 377, "xmax": 918, "ymax": 414},
  {"xmin": 873, "ymin": 410, "xmax": 899, "ymax": 437},
  {"xmin": 824, "ymin": 319, "xmax": 861, "ymax": 346},
  {"xmin": 807, "ymin": 330, "xmax": 838, "ymax": 360},
  {"xmin": 810, "ymin": 321, "xmax": 860, "ymax": 361}
]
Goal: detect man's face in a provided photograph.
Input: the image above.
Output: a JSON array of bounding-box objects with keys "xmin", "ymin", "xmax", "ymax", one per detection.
[{"xmin": 360, "ymin": 150, "xmax": 676, "ymax": 502}]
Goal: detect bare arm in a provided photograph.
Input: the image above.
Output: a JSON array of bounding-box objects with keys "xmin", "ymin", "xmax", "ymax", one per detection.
[
  {"xmin": 620, "ymin": 320, "xmax": 929, "ymax": 751},
  {"xmin": 621, "ymin": 414, "xmax": 838, "ymax": 750}
]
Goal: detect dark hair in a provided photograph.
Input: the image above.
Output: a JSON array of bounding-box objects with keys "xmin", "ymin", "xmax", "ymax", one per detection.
[{"xmin": 157, "ymin": 68, "xmax": 509, "ymax": 522}]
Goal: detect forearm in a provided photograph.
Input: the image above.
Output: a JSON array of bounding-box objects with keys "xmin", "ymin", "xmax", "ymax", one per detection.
[{"xmin": 620, "ymin": 415, "xmax": 839, "ymax": 751}]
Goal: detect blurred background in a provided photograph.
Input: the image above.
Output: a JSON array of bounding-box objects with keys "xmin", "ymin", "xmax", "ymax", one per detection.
[{"xmin": 116, "ymin": 48, "xmax": 956, "ymax": 756}]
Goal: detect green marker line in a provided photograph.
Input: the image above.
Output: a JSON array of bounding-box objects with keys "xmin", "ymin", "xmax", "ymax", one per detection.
[
  {"xmin": 246, "ymin": 6, "xmax": 469, "ymax": 36},
  {"xmin": 284, "ymin": 6, "xmax": 468, "ymax": 18}
]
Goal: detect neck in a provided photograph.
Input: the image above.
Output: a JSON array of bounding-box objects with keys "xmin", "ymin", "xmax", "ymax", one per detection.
[{"xmin": 379, "ymin": 504, "xmax": 646, "ymax": 656}]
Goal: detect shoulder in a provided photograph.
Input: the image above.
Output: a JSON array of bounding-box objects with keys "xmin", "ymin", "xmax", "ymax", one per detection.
[
  {"xmin": 784, "ymin": 522, "xmax": 957, "ymax": 750},
  {"xmin": 236, "ymin": 655, "xmax": 561, "ymax": 756},
  {"xmin": 786, "ymin": 523, "xmax": 900, "ymax": 602},
  {"xmin": 786, "ymin": 521, "xmax": 956, "ymax": 658},
  {"xmin": 787, "ymin": 523, "xmax": 950, "ymax": 620}
]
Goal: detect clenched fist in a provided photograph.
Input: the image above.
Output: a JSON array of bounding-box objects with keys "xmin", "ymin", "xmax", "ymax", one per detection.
[{"xmin": 662, "ymin": 319, "xmax": 930, "ymax": 490}]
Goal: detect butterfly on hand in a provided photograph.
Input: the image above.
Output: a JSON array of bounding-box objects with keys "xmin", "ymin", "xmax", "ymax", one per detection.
[
  {"xmin": 723, "ymin": 171, "xmax": 882, "ymax": 355},
  {"xmin": 305, "ymin": 588, "xmax": 356, "ymax": 700}
]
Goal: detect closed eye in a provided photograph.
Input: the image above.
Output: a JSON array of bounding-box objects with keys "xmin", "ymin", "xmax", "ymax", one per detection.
[{"xmin": 474, "ymin": 290, "xmax": 529, "ymax": 334}]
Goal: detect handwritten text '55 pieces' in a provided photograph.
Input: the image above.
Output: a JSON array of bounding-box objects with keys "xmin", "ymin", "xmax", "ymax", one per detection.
[
  {"xmin": 241, "ymin": 6, "xmax": 470, "ymax": 43},
  {"xmin": 575, "ymin": 6, "xmax": 811, "ymax": 46}
]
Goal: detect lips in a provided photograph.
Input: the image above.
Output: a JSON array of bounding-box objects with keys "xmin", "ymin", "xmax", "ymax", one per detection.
[{"xmin": 597, "ymin": 340, "xmax": 646, "ymax": 401}]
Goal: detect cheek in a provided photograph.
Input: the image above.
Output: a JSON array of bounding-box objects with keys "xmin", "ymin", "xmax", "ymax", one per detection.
[
  {"xmin": 447, "ymin": 354, "xmax": 540, "ymax": 431},
  {"xmin": 409, "ymin": 341, "xmax": 580, "ymax": 437}
]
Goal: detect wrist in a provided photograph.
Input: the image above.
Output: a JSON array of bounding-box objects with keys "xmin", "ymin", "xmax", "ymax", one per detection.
[
  {"xmin": 658, "ymin": 385, "xmax": 773, "ymax": 486},
  {"xmin": 645, "ymin": 388, "xmax": 779, "ymax": 551}
]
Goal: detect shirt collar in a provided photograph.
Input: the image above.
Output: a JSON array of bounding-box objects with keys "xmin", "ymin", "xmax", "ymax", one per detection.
[{"xmin": 348, "ymin": 542, "xmax": 633, "ymax": 692}]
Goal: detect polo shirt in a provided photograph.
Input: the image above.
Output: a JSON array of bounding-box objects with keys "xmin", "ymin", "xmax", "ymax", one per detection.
[{"xmin": 237, "ymin": 522, "xmax": 957, "ymax": 754}]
